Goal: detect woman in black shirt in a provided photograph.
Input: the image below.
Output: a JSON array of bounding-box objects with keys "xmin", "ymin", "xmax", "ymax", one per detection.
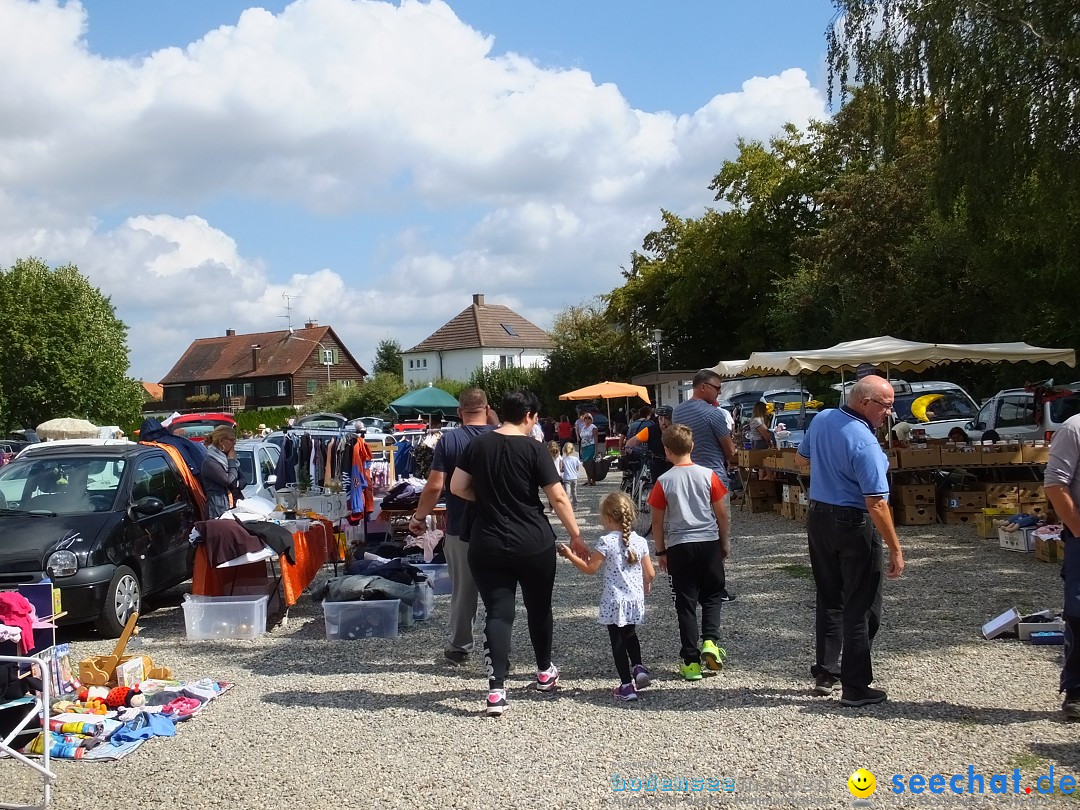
[{"xmin": 452, "ymin": 390, "xmax": 587, "ymax": 716}]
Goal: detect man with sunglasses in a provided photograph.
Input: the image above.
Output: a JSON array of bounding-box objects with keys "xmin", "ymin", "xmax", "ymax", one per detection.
[
  {"xmin": 795, "ymin": 375, "xmax": 905, "ymax": 707},
  {"xmin": 673, "ymin": 369, "xmax": 738, "ymax": 601}
]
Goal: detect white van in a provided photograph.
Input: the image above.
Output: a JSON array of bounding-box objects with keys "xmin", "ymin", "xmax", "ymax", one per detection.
[
  {"xmin": 966, "ymin": 385, "xmax": 1080, "ymax": 442},
  {"xmin": 835, "ymin": 380, "xmax": 980, "ymax": 439}
]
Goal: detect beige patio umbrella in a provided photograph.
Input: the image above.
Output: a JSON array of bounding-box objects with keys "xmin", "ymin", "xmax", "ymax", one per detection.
[{"xmin": 36, "ymin": 417, "xmax": 100, "ymax": 440}]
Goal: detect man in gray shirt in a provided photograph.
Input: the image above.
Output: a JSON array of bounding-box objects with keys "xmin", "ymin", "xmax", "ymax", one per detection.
[
  {"xmin": 1044, "ymin": 414, "xmax": 1080, "ymax": 719},
  {"xmin": 673, "ymin": 369, "xmax": 738, "ymax": 601}
]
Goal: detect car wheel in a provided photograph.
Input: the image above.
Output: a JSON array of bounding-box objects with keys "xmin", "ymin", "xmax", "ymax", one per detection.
[{"xmin": 95, "ymin": 565, "xmax": 141, "ymax": 638}]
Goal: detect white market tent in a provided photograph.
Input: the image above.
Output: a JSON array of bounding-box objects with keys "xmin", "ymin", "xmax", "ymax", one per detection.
[{"xmin": 716, "ymin": 336, "xmax": 1076, "ymax": 379}]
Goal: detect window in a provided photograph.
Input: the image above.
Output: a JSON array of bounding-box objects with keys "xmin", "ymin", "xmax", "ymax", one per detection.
[
  {"xmin": 131, "ymin": 456, "xmax": 182, "ymax": 504},
  {"xmin": 198, "ymin": 385, "xmax": 209, "ymax": 396},
  {"xmin": 339, "ymin": 379, "xmax": 353, "ymax": 388},
  {"xmin": 258, "ymin": 448, "xmax": 277, "ymax": 480},
  {"xmin": 307, "ymin": 380, "xmax": 317, "ymax": 395},
  {"xmin": 321, "ymin": 349, "xmax": 334, "ymax": 365},
  {"xmin": 276, "ymin": 380, "xmax": 288, "ymax": 397},
  {"xmin": 501, "ymin": 323, "xmax": 518, "ymax": 336},
  {"xmin": 409, "ymin": 359, "xmax": 414, "ymax": 369},
  {"xmin": 243, "ymin": 383, "xmax": 253, "ymax": 397},
  {"xmin": 421, "ymin": 358, "xmax": 427, "ymax": 368},
  {"xmin": 499, "ymin": 355, "xmax": 515, "ymax": 369},
  {"xmin": 996, "ymin": 396, "xmax": 1035, "ymax": 429},
  {"xmin": 224, "ymin": 383, "xmax": 235, "ymax": 398}
]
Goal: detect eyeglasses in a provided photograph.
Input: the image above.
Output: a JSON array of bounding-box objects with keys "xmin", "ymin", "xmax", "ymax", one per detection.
[
  {"xmin": 701, "ymin": 381, "xmax": 722, "ymax": 392},
  {"xmin": 867, "ymin": 397, "xmax": 895, "ymax": 414}
]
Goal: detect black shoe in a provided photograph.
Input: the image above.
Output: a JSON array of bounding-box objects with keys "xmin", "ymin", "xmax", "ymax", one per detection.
[
  {"xmin": 1063, "ymin": 691, "xmax": 1080, "ymax": 720},
  {"xmin": 720, "ymin": 591, "xmax": 735, "ymax": 603},
  {"xmin": 813, "ymin": 674, "xmax": 840, "ymax": 696},
  {"xmin": 444, "ymin": 650, "xmax": 468, "ymax": 666},
  {"xmin": 840, "ymin": 686, "xmax": 887, "ymax": 707}
]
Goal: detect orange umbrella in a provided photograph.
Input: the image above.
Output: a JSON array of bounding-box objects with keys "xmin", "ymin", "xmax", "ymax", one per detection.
[{"xmin": 559, "ymin": 381, "xmax": 652, "ymax": 404}]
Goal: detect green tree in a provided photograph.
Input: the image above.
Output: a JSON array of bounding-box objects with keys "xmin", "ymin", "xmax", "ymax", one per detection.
[
  {"xmin": 466, "ymin": 365, "xmax": 547, "ymax": 416},
  {"xmin": 0, "ymin": 258, "xmax": 143, "ymax": 432},
  {"xmin": 544, "ymin": 300, "xmax": 650, "ymax": 396},
  {"xmin": 356, "ymin": 372, "xmax": 406, "ymax": 416},
  {"xmin": 372, "ymin": 338, "xmax": 403, "ymax": 380}
]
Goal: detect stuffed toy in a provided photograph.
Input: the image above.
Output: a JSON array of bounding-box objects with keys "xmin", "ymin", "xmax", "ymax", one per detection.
[{"xmin": 104, "ymin": 685, "xmax": 145, "ymax": 709}]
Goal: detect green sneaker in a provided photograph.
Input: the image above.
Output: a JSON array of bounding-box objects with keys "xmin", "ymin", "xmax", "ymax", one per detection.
[
  {"xmin": 680, "ymin": 662, "xmax": 703, "ymax": 681},
  {"xmin": 701, "ymin": 640, "xmax": 727, "ymax": 671}
]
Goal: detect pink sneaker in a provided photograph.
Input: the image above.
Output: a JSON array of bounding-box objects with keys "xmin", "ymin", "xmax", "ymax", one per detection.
[{"xmin": 536, "ymin": 665, "xmax": 559, "ymax": 692}]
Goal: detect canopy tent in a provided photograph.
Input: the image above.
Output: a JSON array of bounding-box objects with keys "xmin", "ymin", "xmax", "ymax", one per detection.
[
  {"xmin": 387, "ymin": 387, "xmax": 461, "ymax": 418},
  {"xmin": 36, "ymin": 417, "xmax": 99, "ymax": 440},
  {"xmin": 725, "ymin": 336, "xmax": 1076, "ymax": 378}
]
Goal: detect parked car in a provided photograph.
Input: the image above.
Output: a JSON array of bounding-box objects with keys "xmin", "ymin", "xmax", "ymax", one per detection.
[
  {"xmin": 834, "ymin": 379, "xmax": 979, "ymax": 439},
  {"xmin": 0, "ymin": 443, "xmax": 197, "ymax": 636},
  {"xmin": 966, "ymin": 385, "xmax": 1080, "ymax": 442},
  {"xmin": 770, "ymin": 409, "xmax": 821, "ymax": 449},
  {"xmin": 296, "ymin": 412, "xmax": 348, "ymax": 430},
  {"xmin": 347, "ymin": 416, "xmax": 392, "ymax": 434},
  {"xmin": 167, "ymin": 412, "xmax": 237, "ymax": 443},
  {"xmin": 235, "ymin": 439, "xmax": 281, "ymax": 500}
]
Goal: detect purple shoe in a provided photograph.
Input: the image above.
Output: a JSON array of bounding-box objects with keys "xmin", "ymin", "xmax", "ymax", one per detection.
[
  {"xmin": 632, "ymin": 665, "xmax": 651, "ymax": 689},
  {"xmin": 613, "ymin": 682, "xmax": 638, "ymax": 701}
]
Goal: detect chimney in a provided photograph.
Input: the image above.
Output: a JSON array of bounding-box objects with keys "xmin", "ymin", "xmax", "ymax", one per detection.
[
  {"xmin": 473, "ymin": 293, "xmax": 484, "ymax": 307},
  {"xmin": 226, "ymin": 328, "xmax": 236, "ymax": 337},
  {"xmin": 304, "ymin": 319, "xmax": 319, "ymax": 329},
  {"xmin": 251, "ymin": 344, "xmax": 261, "ymax": 371}
]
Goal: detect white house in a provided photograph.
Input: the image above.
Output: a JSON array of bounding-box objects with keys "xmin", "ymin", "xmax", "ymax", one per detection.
[{"xmin": 403, "ymin": 293, "xmax": 554, "ymax": 385}]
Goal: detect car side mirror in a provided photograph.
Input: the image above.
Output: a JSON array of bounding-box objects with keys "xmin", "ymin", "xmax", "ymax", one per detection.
[
  {"xmin": 130, "ymin": 496, "xmax": 164, "ymax": 517},
  {"xmin": 265, "ymin": 475, "xmax": 277, "ymax": 487}
]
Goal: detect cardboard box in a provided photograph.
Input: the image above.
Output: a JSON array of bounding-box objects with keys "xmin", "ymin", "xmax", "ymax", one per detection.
[
  {"xmin": 998, "ymin": 527, "xmax": 1035, "ymax": 552},
  {"xmin": 1024, "ymin": 500, "xmax": 1050, "ymax": 518},
  {"xmin": 1035, "ymin": 537, "xmax": 1062, "ymax": 563},
  {"xmin": 981, "ymin": 445, "xmax": 1024, "ymax": 465},
  {"xmin": 1018, "ymin": 483, "xmax": 1045, "ymax": 503},
  {"xmin": 115, "ymin": 657, "xmax": 144, "ymax": 688},
  {"xmin": 745, "ymin": 479, "xmax": 778, "ymax": 499},
  {"xmin": 780, "ymin": 501, "xmax": 795, "ymax": 519},
  {"xmin": 738, "ymin": 449, "xmax": 779, "ymax": 468},
  {"xmin": 895, "ymin": 504, "xmax": 935, "ymax": 525},
  {"xmin": 884, "ymin": 449, "xmax": 899, "ymax": 470},
  {"xmin": 974, "ymin": 513, "xmax": 1001, "ymax": 539},
  {"xmin": 944, "ymin": 490, "xmax": 986, "ymax": 511},
  {"xmin": 772, "ymin": 501, "xmax": 784, "ymax": 513},
  {"xmin": 794, "ymin": 504, "xmax": 808, "ymax": 522},
  {"xmin": 982, "ymin": 607, "xmax": 1021, "ymax": 639},
  {"xmin": 940, "ymin": 446, "xmax": 983, "ymax": 466},
  {"xmin": 945, "ymin": 511, "xmax": 977, "ymax": 526},
  {"xmin": 982, "ymin": 484, "xmax": 1020, "ymax": 507},
  {"xmin": 1019, "ymin": 618, "xmax": 1065, "ymax": 641},
  {"xmin": 898, "ymin": 447, "xmax": 941, "ymax": 469},
  {"xmin": 748, "ymin": 496, "xmax": 776, "ymax": 514},
  {"xmin": 894, "ymin": 484, "xmax": 935, "ymax": 505},
  {"xmin": 1021, "ymin": 443, "xmax": 1050, "ymax": 464}
]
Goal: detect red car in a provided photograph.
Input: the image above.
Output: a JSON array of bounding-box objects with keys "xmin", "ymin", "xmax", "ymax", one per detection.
[{"xmin": 168, "ymin": 412, "xmax": 237, "ymax": 443}]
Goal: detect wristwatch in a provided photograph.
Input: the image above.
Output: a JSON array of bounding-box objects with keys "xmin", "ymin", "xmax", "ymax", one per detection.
[{"xmin": 654, "ymin": 549, "xmax": 667, "ymax": 557}]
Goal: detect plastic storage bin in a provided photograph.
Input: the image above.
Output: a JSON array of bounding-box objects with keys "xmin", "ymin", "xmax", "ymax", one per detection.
[
  {"xmin": 323, "ymin": 599, "xmax": 400, "ymax": 639},
  {"xmin": 413, "ymin": 582, "xmax": 434, "ymax": 621},
  {"xmin": 415, "ymin": 564, "xmax": 452, "ymax": 596},
  {"xmin": 182, "ymin": 594, "xmax": 269, "ymax": 640}
]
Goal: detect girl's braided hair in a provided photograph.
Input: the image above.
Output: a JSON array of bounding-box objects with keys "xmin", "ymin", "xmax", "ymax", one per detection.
[{"xmin": 601, "ymin": 492, "xmax": 638, "ymax": 565}]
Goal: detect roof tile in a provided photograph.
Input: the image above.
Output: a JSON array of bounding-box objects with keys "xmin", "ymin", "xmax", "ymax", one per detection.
[{"xmin": 406, "ymin": 301, "xmax": 553, "ymax": 353}]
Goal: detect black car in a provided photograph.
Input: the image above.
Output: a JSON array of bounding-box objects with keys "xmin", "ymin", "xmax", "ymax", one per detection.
[{"xmin": 0, "ymin": 444, "xmax": 196, "ymax": 636}]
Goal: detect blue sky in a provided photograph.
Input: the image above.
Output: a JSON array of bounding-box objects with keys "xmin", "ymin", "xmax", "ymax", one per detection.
[{"xmin": 1, "ymin": 0, "xmax": 835, "ymax": 380}]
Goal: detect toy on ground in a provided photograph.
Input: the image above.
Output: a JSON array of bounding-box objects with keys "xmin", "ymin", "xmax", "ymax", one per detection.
[
  {"xmin": 77, "ymin": 612, "xmax": 173, "ymax": 686},
  {"xmin": 104, "ymin": 685, "xmax": 145, "ymax": 709}
]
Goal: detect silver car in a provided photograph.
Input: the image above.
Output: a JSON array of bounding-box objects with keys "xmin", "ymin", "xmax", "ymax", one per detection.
[{"xmin": 235, "ymin": 439, "xmax": 281, "ymax": 500}]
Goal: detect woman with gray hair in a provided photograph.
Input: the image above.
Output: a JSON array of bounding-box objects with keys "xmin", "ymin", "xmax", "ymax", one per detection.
[{"xmin": 201, "ymin": 425, "xmax": 243, "ymax": 519}]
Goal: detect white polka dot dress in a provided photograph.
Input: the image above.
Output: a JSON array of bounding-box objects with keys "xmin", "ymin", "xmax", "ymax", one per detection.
[{"xmin": 595, "ymin": 530, "xmax": 649, "ymax": 627}]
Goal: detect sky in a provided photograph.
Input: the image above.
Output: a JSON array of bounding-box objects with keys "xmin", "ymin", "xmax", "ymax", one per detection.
[{"xmin": 0, "ymin": 0, "xmax": 837, "ymax": 382}]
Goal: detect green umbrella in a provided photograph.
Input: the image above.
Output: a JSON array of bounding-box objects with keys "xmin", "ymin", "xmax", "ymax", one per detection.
[{"xmin": 388, "ymin": 387, "xmax": 460, "ymax": 418}]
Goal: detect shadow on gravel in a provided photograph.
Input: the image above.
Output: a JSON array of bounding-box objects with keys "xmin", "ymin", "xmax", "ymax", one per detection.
[
  {"xmin": 1029, "ymin": 740, "xmax": 1080, "ymax": 769},
  {"xmin": 261, "ymin": 683, "xmax": 566, "ymax": 718}
]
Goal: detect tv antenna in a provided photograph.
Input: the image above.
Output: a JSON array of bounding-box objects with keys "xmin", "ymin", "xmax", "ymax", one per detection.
[{"xmin": 280, "ymin": 292, "xmax": 304, "ymax": 333}]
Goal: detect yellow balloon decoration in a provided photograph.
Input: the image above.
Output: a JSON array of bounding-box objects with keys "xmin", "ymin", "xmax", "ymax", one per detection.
[{"xmin": 910, "ymin": 393, "xmax": 944, "ymax": 422}]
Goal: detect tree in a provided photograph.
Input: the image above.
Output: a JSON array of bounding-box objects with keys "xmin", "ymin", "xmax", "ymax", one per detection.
[
  {"xmin": 0, "ymin": 258, "xmax": 143, "ymax": 432},
  {"xmin": 466, "ymin": 366, "xmax": 547, "ymax": 416},
  {"xmin": 372, "ymin": 338, "xmax": 404, "ymax": 380},
  {"xmin": 355, "ymin": 372, "xmax": 406, "ymax": 417},
  {"xmin": 544, "ymin": 301, "xmax": 651, "ymax": 397}
]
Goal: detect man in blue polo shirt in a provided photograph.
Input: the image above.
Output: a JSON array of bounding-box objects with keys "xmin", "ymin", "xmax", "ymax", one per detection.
[{"xmin": 795, "ymin": 375, "xmax": 905, "ymax": 707}]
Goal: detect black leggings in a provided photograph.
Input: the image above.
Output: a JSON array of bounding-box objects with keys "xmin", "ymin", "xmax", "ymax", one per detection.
[
  {"xmin": 469, "ymin": 546, "xmax": 557, "ymax": 690},
  {"xmin": 607, "ymin": 624, "xmax": 642, "ymax": 684}
]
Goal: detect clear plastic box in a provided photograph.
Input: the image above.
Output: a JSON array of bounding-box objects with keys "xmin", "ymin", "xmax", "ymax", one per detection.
[
  {"xmin": 323, "ymin": 599, "xmax": 400, "ymax": 639},
  {"xmin": 415, "ymin": 563, "xmax": 452, "ymax": 596},
  {"xmin": 413, "ymin": 582, "xmax": 434, "ymax": 621},
  {"xmin": 182, "ymin": 594, "xmax": 269, "ymax": 640}
]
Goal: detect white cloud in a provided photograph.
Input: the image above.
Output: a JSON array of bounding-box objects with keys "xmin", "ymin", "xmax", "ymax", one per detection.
[{"xmin": 0, "ymin": 0, "xmax": 826, "ymax": 381}]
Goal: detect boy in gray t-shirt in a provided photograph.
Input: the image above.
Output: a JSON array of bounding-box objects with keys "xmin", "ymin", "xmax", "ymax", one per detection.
[{"xmin": 647, "ymin": 424, "xmax": 730, "ymax": 681}]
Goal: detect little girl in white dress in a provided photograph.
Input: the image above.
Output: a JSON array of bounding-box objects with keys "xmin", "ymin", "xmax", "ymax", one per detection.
[{"xmin": 558, "ymin": 491, "xmax": 655, "ymax": 700}]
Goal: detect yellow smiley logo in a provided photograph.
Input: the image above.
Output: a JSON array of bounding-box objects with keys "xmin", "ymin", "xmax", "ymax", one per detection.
[{"xmin": 848, "ymin": 768, "xmax": 877, "ymax": 798}]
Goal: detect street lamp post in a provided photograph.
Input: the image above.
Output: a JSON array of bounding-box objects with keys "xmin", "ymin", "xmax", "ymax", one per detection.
[{"xmin": 652, "ymin": 328, "xmax": 663, "ymax": 407}]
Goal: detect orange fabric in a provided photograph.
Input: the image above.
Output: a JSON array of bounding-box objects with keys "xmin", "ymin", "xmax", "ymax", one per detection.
[
  {"xmin": 352, "ymin": 439, "xmax": 375, "ymax": 515},
  {"xmin": 191, "ymin": 520, "xmax": 334, "ymax": 607},
  {"xmin": 139, "ymin": 441, "xmax": 207, "ymax": 520}
]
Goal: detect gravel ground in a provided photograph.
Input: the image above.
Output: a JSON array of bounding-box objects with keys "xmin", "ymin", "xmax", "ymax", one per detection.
[{"xmin": 4, "ymin": 477, "xmax": 1076, "ymax": 809}]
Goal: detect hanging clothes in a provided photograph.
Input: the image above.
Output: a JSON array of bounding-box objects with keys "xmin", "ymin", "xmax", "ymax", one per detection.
[{"xmin": 348, "ymin": 438, "xmax": 374, "ymax": 517}]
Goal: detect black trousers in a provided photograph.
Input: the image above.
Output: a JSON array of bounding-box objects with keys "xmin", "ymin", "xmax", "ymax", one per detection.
[
  {"xmin": 1060, "ymin": 529, "xmax": 1080, "ymax": 694},
  {"xmin": 469, "ymin": 545, "xmax": 556, "ymax": 690},
  {"xmin": 607, "ymin": 624, "xmax": 642, "ymax": 684},
  {"xmin": 666, "ymin": 541, "xmax": 726, "ymax": 664},
  {"xmin": 807, "ymin": 507, "xmax": 883, "ymax": 690}
]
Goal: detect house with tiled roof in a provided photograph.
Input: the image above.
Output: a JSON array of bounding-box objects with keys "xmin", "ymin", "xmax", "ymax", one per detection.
[
  {"xmin": 403, "ymin": 294, "xmax": 554, "ymax": 385},
  {"xmin": 159, "ymin": 322, "xmax": 368, "ymax": 411}
]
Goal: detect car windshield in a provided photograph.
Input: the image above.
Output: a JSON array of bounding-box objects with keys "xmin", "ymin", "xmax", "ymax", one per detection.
[
  {"xmin": 893, "ymin": 389, "xmax": 978, "ymax": 424},
  {"xmin": 237, "ymin": 450, "xmax": 255, "ymax": 486},
  {"xmin": 773, "ymin": 411, "xmax": 818, "ymax": 432},
  {"xmin": 0, "ymin": 456, "xmax": 125, "ymax": 514},
  {"xmin": 1050, "ymin": 396, "xmax": 1080, "ymax": 424},
  {"xmin": 171, "ymin": 423, "xmax": 219, "ymax": 440},
  {"xmin": 300, "ymin": 418, "xmax": 343, "ymax": 429}
]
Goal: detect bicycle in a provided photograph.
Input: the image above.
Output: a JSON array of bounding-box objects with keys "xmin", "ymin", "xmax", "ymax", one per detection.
[{"xmin": 620, "ymin": 452, "xmax": 653, "ymax": 535}]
